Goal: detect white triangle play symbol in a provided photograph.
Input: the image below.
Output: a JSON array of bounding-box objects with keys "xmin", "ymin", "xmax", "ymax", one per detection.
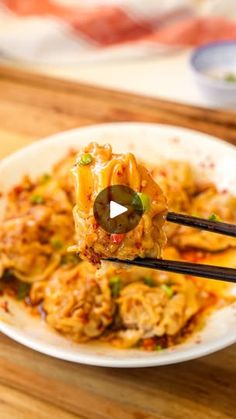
[{"xmin": 109, "ymin": 201, "xmax": 128, "ymax": 219}]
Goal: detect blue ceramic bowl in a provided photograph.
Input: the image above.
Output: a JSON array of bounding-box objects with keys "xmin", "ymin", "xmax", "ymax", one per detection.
[{"xmin": 190, "ymin": 41, "xmax": 236, "ymax": 108}]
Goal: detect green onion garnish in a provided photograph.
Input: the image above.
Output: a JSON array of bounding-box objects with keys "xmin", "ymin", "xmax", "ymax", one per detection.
[
  {"xmin": 143, "ymin": 277, "xmax": 155, "ymax": 287},
  {"xmin": 60, "ymin": 253, "xmax": 80, "ymax": 265},
  {"xmin": 138, "ymin": 192, "xmax": 151, "ymax": 211},
  {"xmin": 51, "ymin": 238, "xmax": 64, "ymax": 250},
  {"xmin": 208, "ymin": 213, "xmax": 220, "ymax": 222},
  {"xmin": 132, "ymin": 192, "xmax": 151, "ymax": 212},
  {"xmin": 155, "ymin": 345, "xmax": 163, "ymax": 351},
  {"xmin": 110, "ymin": 276, "xmax": 122, "ymax": 298},
  {"xmin": 78, "ymin": 153, "xmax": 93, "ymax": 166},
  {"xmin": 41, "ymin": 173, "xmax": 51, "ymax": 184},
  {"xmin": 161, "ymin": 284, "xmax": 174, "ymax": 298},
  {"xmin": 30, "ymin": 194, "xmax": 45, "ymax": 205},
  {"xmin": 17, "ymin": 282, "xmax": 30, "ymax": 300}
]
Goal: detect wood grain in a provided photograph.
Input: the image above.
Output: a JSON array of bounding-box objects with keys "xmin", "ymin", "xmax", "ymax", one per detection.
[
  {"xmin": 0, "ymin": 65, "xmax": 235, "ymax": 419},
  {"xmin": 1, "ymin": 66, "xmax": 236, "ymax": 146}
]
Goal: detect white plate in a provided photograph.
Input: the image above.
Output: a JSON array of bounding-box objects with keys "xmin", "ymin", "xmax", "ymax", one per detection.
[{"xmin": 0, "ymin": 122, "xmax": 236, "ymax": 368}]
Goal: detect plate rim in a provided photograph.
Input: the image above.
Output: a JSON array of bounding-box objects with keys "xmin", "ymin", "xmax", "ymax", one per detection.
[
  {"xmin": 1, "ymin": 122, "xmax": 236, "ymax": 169},
  {"xmin": 0, "ymin": 316, "xmax": 236, "ymax": 367}
]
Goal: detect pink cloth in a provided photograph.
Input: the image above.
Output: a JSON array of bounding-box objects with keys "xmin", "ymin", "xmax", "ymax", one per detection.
[
  {"xmin": 149, "ymin": 17, "xmax": 236, "ymax": 46},
  {"xmin": 1, "ymin": 0, "xmax": 236, "ymax": 64}
]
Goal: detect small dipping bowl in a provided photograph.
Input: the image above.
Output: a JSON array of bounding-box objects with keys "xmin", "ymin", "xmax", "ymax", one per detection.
[{"xmin": 190, "ymin": 41, "xmax": 236, "ymax": 108}]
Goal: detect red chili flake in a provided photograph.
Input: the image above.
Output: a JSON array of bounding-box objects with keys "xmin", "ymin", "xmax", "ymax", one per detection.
[
  {"xmin": 208, "ymin": 162, "xmax": 215, "ymax": 169},
  {"xmin": 159, "ymin": 170, "xmax": 167, "ymax": 177},
  {"xmin": 181, "ymin": 250, "xmax": 205, "ymax": 263},
  {"xmin": 12, "ymin": 185, "xmax": 23, "ymax": 195},
  {"xmin": 90, "ymin": 279, "xmax": 97, "ymax": 287},
  {"xmin": 221, "ymin": 189, "xmax": 228, "ymax": 194},
  {"xmin": 5, "ymin": 288, "xmax": 17, "ymax": 298},
  {"xmin": 0, "ymin": 301, "xmax": 11, "ymax": 314},
  {"xmin": 24, "ymin": 296, "xmax": 34, "ymax": 306},
  {"xmin": 68, "ymin": 148, "xmax": 77, "ymax": 155},
  {"xmin": 106, "ymin": 316, "xmax": 113, "ymax": 322},
  {"xmin": 93, "ymin": 222, "xmax": 99, "ymax": 230},
  {"xmin": 171, "ymin": 137, "xmax": 180, "ymax": 143},
  {"xmin": 80, "ymin": 313, "xmax": 89, "ymax": 324},
  {"xmin": 111, "ymin": 233, "xmax": 125, "ymax": 244},
  {"xmin": 142, "ymin": 338, "xmax": 156, "ymax": 351}
]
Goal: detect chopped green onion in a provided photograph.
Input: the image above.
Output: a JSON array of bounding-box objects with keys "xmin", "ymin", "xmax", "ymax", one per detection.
[
  {"xmin": 132, "ymin": 195, "xmax": 142, "ymax": 211},
  {"xmin": 78, "ymin": 153, "xmax": 93, "ymax": 166},
  {"xmin": 138, "ymin": 192, "xmax": 151, "ymax": 212},
  {"xmin": 161, "ymin": 284, "xmax": 174, "ymax": 298},
  {"xmin": 224, "ymin": 73, "xmax": 236, "ymax": 83},
  {"xmin": 155, "ymin": 345, "xmax": 163, "ymax": 351},
  {"xmin": 30, "ymin": 194, "xmax": 45, "ymax": 205},
  {"xmin": 110, "ymin": 276, "xmax": 122, "ymax": 298},
  {"xmin": 61, "ymin": 253, "xmax": 80, "ymax": 265},
  {"xmin": 132, "ymin": 192, "xmax": 151, "ymax": 212},
  {"xmin": 41, "ymin": 173, "xmax": 51, "ymax": 184},
  {"xmin": 17, "ymin": 282, "xmax": 30, "ymax": 300},
  {"xmin": 208, "ymin": 213, "xmax": 220, "ymax": 222},
  {"xmin": 51, "ymin": 238, "xmax": 64, "ymax": 250},
  {"xmin": 143, "ymin": 277, "xmax": 155, "ymax": 287}
]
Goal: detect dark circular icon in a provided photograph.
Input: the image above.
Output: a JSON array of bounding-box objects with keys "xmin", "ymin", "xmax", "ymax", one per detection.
[{"xmin": 93, "ymin": 185, "xmax": 144, "ymax": 234}]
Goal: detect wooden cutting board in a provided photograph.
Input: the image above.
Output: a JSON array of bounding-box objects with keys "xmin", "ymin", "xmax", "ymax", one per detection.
[{"xmin": 0, "ymin": 66, "xmax": 235, "ymax": 419}]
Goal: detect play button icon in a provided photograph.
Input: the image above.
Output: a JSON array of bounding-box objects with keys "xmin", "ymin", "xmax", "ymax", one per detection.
[
  {"xmin": 110, "ymin": 201, "xmax": 128, "ymax": 219},
  {"xmin": 93, "ymin": 185, "xmax": 144, "ymax": 234}
]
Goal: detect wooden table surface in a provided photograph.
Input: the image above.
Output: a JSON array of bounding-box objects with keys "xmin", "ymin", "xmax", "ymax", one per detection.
[{"xmin": 0, "ymin": 66, "xmax": 235, "ymax": 419}]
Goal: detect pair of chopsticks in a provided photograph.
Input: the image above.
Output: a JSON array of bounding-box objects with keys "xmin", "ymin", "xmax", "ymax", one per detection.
[{"xmin": 106, "ymin": 212, "xmax": 236, "ymax": 283}]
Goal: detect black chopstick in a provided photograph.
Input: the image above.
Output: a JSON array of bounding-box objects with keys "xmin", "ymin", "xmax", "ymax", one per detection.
[
  {"xmin": 103, "ymin": 214, "xmax": 236, "ymax": 282},
  {"xmin": 167, "ymin": 212, "xmax": 236, "ymax": 238},
  {"xmin": 105, "ymin": 258, "xmax": 236, "ymax": 283}
]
